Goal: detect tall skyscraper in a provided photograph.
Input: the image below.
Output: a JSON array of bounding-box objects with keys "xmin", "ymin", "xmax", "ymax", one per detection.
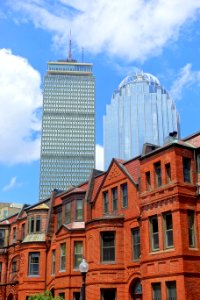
[
  {"xmin": 39, "ymin": 51, "xmax": 95, "ymax": 200},
  {"xmin": 103, "ymin": 72, "xmax": 180, "ymax": 169}
]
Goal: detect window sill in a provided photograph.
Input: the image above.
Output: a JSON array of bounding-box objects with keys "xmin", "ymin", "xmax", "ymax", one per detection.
[
  {"xmin": 150, "ymin": 248, "xmax": 175, "ymax": 254},
  {"xmin": 121, "ymin": 206, "xmax": 128, "ymax": 210},
  {"xmin": 100, "ymin": 261, "xmax": 116, "ymax": 264}
]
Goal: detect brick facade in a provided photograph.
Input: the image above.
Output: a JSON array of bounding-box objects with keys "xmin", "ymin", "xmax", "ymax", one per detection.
[{"xmin": 0, "ymin": 132, "xmax": 200, "ymax": 300}]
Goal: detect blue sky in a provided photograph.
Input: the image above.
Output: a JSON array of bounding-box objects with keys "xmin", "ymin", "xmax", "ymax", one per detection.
[{"xmin": 0, "ymin": 0, "xmax": 200, "ymax": 205}]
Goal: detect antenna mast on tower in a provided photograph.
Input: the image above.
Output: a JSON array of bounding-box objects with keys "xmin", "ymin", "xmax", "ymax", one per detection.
[
  {"xmin": 68, "ymin": 29, "xmax": 72, "ymax": 61},
  {"xmin": 82, "ymin": 47, "xmax": 84, "ymax": 63}
]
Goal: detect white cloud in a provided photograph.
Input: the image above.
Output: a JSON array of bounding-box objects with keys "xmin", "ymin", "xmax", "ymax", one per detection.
[
  {"xmin": 0, "ymin": 48, "xmax": 42, "ymax": 164},
  {"xmin": 5, "ymin": 0, "xmax": 200, "ymax": 61},
  {"xmin": 170, "ymin": 64, "xmax": 200, "ymax": 100},
  {"xmin": 95, "ymin": 144, "xmax": 104, "ymax": 171},
  {"xmin": 2, "ymin": 177, "xmax": 18, "ymax": 191}
]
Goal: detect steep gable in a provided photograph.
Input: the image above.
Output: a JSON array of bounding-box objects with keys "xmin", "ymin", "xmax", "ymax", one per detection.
[
  {"xmin": 91, "ymin": 159, "xmax": 137, "ymax": 205},
  {"xmin": 103, "ymin": 159, "xmax": 137, "ymax": 188}
]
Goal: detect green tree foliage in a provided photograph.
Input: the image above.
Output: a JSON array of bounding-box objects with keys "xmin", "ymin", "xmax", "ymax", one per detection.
[{"xmin": 28, "ymin": 290, "xmax": 63, "ymax": 300}]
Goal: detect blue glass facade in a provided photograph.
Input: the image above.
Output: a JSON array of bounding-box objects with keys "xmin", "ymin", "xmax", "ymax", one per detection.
[
  {"xmin": 39, "ymin": 61, "xmax": 95, "ymax": 200},
  {"xmin": 103, "ymin": 72, "xmax": 180, "ymax": 169}
]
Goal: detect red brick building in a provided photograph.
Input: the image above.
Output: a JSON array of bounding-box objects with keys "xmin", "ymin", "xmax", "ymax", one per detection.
[{"xmin": 0, "ymin": 131, "xmax": 200, "ymax": 300}]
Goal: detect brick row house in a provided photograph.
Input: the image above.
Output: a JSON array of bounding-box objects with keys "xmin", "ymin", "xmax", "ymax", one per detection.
[{"xmin": 0, "ymin": 131, "xmax": 200, "ymax": 300}]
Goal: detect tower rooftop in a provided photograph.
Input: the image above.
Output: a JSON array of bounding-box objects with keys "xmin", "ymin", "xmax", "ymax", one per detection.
[{"xmin": 118, "ymin": 72, "xmax": 160, "ymax": 89}]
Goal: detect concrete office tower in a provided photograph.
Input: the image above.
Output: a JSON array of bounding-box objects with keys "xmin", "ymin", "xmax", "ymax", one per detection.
[
  {"xmin": 103, "ymin": 72, "xmax": 180, "ymax": 169},
  {"xmin": 39, "ymin": 51, "xmax": 95, "ymax": 200}
]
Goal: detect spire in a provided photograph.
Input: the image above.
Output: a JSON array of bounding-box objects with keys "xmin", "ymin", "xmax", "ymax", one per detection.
[
  {"xmin": 82, "ymin": 47, "xmax": 84, "ymax": 62},
  {"xmin": 68, "ymin": 29, "xmax": 72, "ymax": 61}
]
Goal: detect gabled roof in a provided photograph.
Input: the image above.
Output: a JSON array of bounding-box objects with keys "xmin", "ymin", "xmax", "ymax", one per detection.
[
  {"xmin": 90, "ymin": 158, "xmax": 139, "ymax": 204},
  {"xmin": 16, "ymin": 204, "xmax": 30, "ymax": 220},
  {"xmin": 90, "ymin": 172, "xmax": 106, "ymax": 203},
  {"xmin": 29, "ymin": 203, "xmax": 49, "ymax": 211},
  {"xmin": 182, "ymin": 130, "xmax": 200, "ymax": 142},
  {"xmin": 85, "ymin": 169, "xmax": 105, "ymax": 202},
  {"xmin": 122, "ymin": 158, "xmax": 140, "ymax": 184},
  {"xmin": 56, "ymin": 222, "xmax": 85, "ymax": 234}
]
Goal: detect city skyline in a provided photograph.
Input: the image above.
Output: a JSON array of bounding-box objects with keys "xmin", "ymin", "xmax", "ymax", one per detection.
[{"xmin": 0, "ymin": 1, "xmax": 200, "ymax": 204}]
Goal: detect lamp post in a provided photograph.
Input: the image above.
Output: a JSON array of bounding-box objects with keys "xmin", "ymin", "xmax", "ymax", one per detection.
[{"xmin": 79, "ymin": 258, "xmax": 89, "ymax": 300}]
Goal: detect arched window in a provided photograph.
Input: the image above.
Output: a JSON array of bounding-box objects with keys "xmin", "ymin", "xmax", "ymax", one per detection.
[{"xmin": 130, "ymin": 279, "xmax": 142, "ymax": 300}]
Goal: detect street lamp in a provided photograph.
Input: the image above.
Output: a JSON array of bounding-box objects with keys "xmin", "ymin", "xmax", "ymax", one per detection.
[{"xmin": 79, "ymin": 258, "xmax": 89, "ymax": 300}]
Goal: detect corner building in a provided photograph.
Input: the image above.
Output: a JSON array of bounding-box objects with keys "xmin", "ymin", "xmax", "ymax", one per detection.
[
  {"xmin": 1, "ymin": 131, "xmax": 200, "ymax": 300},
  {"xmin": 103, "ymin": 72, "xmax": 180, "ymax": 169},
  {"xmin": 39, "ymin": 59, "xmax": 95, "ymax": 200}
]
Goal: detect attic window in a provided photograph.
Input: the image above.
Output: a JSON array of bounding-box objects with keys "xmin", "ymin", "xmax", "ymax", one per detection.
[{"xmin": 28, "ymin": 216, "xmax": 42, "ymax": 234}]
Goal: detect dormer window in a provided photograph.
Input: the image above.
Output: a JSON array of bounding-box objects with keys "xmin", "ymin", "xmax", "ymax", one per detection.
[
  {"xmin": 28, "ymin": 216, "xmax": 41, "ymax": 234},
  {"xmin": 36, "ymin": 216, "xmax": 41, "ymax": 233}
]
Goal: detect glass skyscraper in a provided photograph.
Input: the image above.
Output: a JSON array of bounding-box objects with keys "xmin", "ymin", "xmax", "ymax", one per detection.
[
  {"xmin": 103, "ymin": 72, "xmax": 180, "ymax": 169},
  {"xmin": 39, "ymin": 59, "xmax": 95, "ymax": 200}
]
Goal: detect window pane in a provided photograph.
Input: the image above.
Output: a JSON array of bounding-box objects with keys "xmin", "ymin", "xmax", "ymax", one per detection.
[
  {"xmin": 60, "ymin": 243, "xmax": 66, "ymax": 271},
  {"xmin": 150, "ymin": 216, "xmax": 159, "ymax": 251},
  {"xmin": 165, "ymin": 163, "xmax": 171, "ymax": 183},
  {"xmin": 31, "ymin": 217, "xmax": 34, "ymax": 233},
  {"xmin": 101, "ymin": 288, "xmax": 116, "ymax": 300},
  {"xmin": 74, "ymin": 241, "xmax": 83, "ymax": 269},
  {"xmin": 29, "ymin": 252, "xmax": 40, "ymax": 276},
  {"xmin": 103, "ymin": 191, "xmax": 109, "ymax": 213},
  {"xmin": 65, "ymin": 202, "xmax": 71, "ymax": 224},
  {"xmin": 164, "ymin": 213, "xmax": 174, "ymax": 248},
  {"xmin": 101, "ymin": 232, "xmax": 115, "ymax": 262},
  {"xmin": 112, "ymin": 187, "xmax": 118, "ymax": 211},
  {"xmin": 152, "ymin": 283, "xmax": 161, "ymax": 300},
  {"xmin": 52, "ymin": 250, "xmax": 56, "ymax": 275},
  {"xmin": 73, "ymin": 292, "xmax": 80, "ymax": 300},
  {"xmin": 132, "ymin": 228, "xmax": 140, "ymax": 260},
  {"xmin": 57, "ymin": 211, "xmax": 62, "ymax": 229},
  {"xmin": 154, "ymin": 162, "xmax": 162, "ymax": 187},
  {"xmin": 166, "ymin": 281, "xmax": 177, "ymax": 300},
  {"xmin": 36, "ymin": 216, "xmax": 41, "ymax": 232},
  {"xmin": 0, "ymin": 230, "xmax": 5, "ymax": 247},
  {"xmin": 188, "ymin": 210, "xmax": 196, "ymax": 247},
  {"xmin": 21, "ymin": 224, "xmax": 25, "ymax": 240},
  {"xmin": 146, "ymin": 171, "xmax": 151, "ymax": 190},
  {"xmin": 0, "ymin": 262, "xmax": 2, "ymax": 282},
  {"xmin": 121, "ymin": 183, "xmax": 128, "ymax": 208},
  {"xmin": 13, "ymin": 228, "xmax": 17, "ymax": 243},
  {"xmin": 76, "ymin": 200, "xmax": 83, "ymax": 221},
  {"xmin": 183, "ymin": 157, "xmax": 191, "ymax": 183},
  {"xmin": 59, "ymin": 293, "xmax": 65, "ymax": 300}
]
